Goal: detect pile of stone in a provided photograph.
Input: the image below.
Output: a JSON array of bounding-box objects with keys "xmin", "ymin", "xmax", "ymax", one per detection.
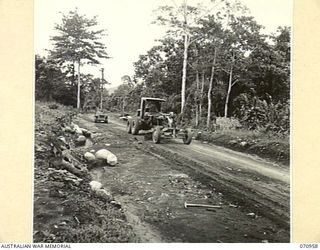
[
  {"xmin": 47, "ymin": 117, "xmax": 118, "ymax": 200},
  {"xmin": 35, "ymin": 102, "xmax": 121, "ymax": 208},
  {"xmin": 83, "ymin": 149, "xmax": 118, "ymax": 166}
]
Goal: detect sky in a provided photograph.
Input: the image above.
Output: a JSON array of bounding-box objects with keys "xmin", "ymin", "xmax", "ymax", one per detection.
[{"xmin": 35, "ymin": 0, "xmax": 292, "ymax": 89}]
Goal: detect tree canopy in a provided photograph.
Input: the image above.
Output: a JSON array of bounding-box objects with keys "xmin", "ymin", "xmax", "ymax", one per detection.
[{"xmin": 49, "ymin": 9, "xmax": 109, "ymax": 108}]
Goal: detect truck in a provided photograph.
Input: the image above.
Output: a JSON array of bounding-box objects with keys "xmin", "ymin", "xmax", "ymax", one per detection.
[{"xmin": 94, "ymin": 110, "xmax": 109, "ymax": 123}]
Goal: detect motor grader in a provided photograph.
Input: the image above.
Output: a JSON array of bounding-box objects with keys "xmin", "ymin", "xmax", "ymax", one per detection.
[{"xmin": 126, "ymin": 97, "xmax": 193, "ymax": 144}]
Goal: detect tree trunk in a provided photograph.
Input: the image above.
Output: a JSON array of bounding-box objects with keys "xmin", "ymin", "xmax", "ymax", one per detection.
[
  {"xmin": 77, "ymin": 60, "xmax": 81, "ymax": 109},
  {"xmin": 199, "ymin": 71, "xmax": 205, "ymax": 120},
  {"xmin": 72, "ymin": 62, "xmax": 75, "ymax": 86},
  {"xmin": 100, "ymin": 68, "xmax": 104, "ymax": 110},
  {"xmin": 181, "ymin": 34, "xmax": 189, "ymax": 114},
  {"xmin": 207, "ymin": 49, "xmax": 217, "ymax": 129},
  {"xmin": 224, "ymin": 66, "xmax": 233, "ymax": 118},
  {"xmin": 195, "ymin": 68, "xmax": 200, "ymax": 127},
  {"xmin": 122, "ymin": 97, "xmax": 126, "ymax": 116}
]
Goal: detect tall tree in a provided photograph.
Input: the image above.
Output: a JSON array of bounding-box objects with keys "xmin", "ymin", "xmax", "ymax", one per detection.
[
  {"xmin": 222, "ymin": 15, "xmax": 265, "ymax": 117},
  {"xmin": 153, "ymin": 0, "xmax": 233, "ymax": 114},
  {"xmin": 50, "ymin": 9, "xmax": 109, "ymax": 109}
]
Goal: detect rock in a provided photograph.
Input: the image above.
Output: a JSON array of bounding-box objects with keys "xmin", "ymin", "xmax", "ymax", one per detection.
[
  {"xmin": 95, "ymin": 188, "xmax": 113, "ymax": 202},
  {"xmin": 58, "ymin": 221, "xmax": 67, "ymax": 226},
  {"xmin": 240, "ymin": 141, "xmax": 248, "ymax": 147},
  {"xmin": 90, "ymin": 149, "xmax": 95, "ymax": 153},
  {"xmin": 76, "ymin": 135, "xmax": 86, "ymax": 142},
  {"xmin": 84, "ymin": 152, "xmax": 96, "ymax": 162},
  {"xmin": 58, "ymin": 136, "xmax": 67, "ymax": 145},
  {"xmin": 95, "ymin": 149, "xmax": 118, "ymax": 166},
  {"xmin": 229, "ymin": 140, "xmax": 237, "ymax": 145},
  {"xmin": 89, "ymin": 181, "xmax": 102, "ymax": 191},
  {"xmin": 71, "ymin": 123, "xmax": 83, "ymax": 134},
  {"xmin": 81, "ymin": 128, "xmax": 91, "ymax": 138},
  {"xmin": 75, "ymin": 135, "xmax": 86, "ymax": 146},
  {"xmin": 110, "ymin": 200, "xmax": 121, "ymax": 208},
  {"xmin": 63, "ymin": 126, "xmax": 75, "ymax": 134},
  {"xmin": 105, "ymin": 143, "xmax": 111, "ymax": 147},
  {"xmin": 262, "ymin": 240, "xmax": 269, "ymax": 243}
]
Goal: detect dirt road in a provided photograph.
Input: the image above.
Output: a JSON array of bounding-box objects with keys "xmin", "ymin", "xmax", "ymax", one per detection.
[{"xmin": 75, "ymin": 113, "xmax": 290, "ymax": 243}]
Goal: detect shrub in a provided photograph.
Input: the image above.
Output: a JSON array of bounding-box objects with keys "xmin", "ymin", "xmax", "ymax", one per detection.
[{"xmin": 233, "ymin": 94, "xmax": 290, "ymax": 136}]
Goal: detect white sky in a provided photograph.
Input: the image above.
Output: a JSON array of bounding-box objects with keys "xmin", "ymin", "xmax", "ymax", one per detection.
[{"xmin": 35, "ymin": 0, "xmax": 292, "ymax": 88}]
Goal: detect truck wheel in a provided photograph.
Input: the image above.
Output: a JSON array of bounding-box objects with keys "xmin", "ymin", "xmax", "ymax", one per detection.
[
  {"xmin": 127, "ymin": 121, "xmax": 132, "ymax": 134},
  {"xmin": 152, "ymin": 126, "xmax": 161, "ymax": 144},
  {"xmin": 131, "ymin": 120, "xmax": 140, "ymax": 135},
  {"xmin": 182, "ymin": 128, "xmax": 193, "ymax": 145}
]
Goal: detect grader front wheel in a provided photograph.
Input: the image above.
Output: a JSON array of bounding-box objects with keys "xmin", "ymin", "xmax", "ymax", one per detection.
[
  {"xmin": 152, "ymin": 126, "xmax": 162, "ymax": 144},
  {"xmin": 182, "ymin": 128, "xmax": 193, "ymax": 145}
]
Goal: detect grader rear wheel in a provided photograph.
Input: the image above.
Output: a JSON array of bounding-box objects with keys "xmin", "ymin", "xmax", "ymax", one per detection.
[
  {"xmin": 127, "ymin": 121, "xmax": 132, "ymax": 134},
  {"xmin": 131, "ymin": 119, "xmax": 140, "ymax": 135}
]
